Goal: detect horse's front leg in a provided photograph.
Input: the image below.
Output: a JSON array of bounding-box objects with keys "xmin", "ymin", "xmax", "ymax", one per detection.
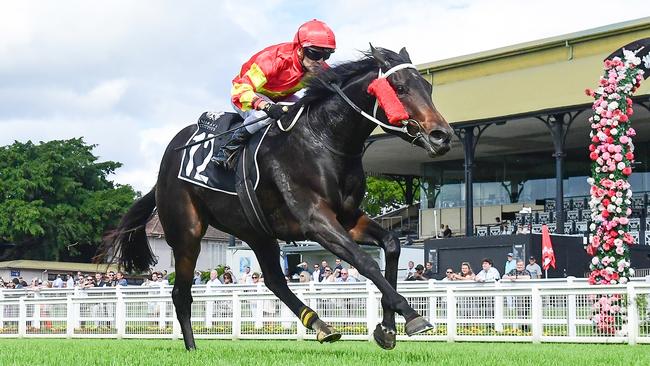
[
  {"xmin": 301, "ymin": 205, "xmax": 432, "ymax": 345},
  {"xmin": 347, "ymin": 212, "xmax": 401, "ymax": 349}
]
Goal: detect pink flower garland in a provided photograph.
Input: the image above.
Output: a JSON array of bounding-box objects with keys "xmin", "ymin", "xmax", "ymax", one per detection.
[{"xmin": 585, "ymin": 48, "xmax": 645, "ymax": 334}]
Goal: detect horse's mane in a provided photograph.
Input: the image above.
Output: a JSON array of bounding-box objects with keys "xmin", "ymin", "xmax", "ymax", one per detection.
[{"xmin": 295, "ymin": 48, "xmax": 407, "ymax": 108}]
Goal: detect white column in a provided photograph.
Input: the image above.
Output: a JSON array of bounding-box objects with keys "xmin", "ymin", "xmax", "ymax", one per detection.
[
  {"xmin": 494, "ymin": 282, "xmax": 504, "ymax": 332},
  {"xmin": 366, "ymin": 282, "xmax": 378, "ymax": 341},
  {"xmin": 0, "ymin": 289, "xmax": 4, "ymax": 328},
  {"xmin": 446, "ymin": 287, "xmax": 456, "ymax": 342},
  {"xmin": 296, "ymin": 289, "xmax": 306, "ymax": 341},
  {"xmin": 18, "ymin": 297, "xmax": 26, "ymax": 337},
  {"xmin": 531, "ymin": 286, "xmax": 542, "ymax": 343},
  {"xmin": 627, "ymin": 283, "xmax": 638, "ymax": 345},
  {"xmin": 232, "ymin": 292, "xmax": 241, "ymax": 339},
  {"xmin": 66, "ymin": 295, "xmax": 74, "ymax": 338},
  {"xmin": 115, "ymin": 287, "xmax": 125, "ymax": 339}
]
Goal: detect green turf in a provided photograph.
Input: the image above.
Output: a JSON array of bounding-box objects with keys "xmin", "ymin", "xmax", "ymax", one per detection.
[{"xmin": 1, "ymin": 339, "xmax": 649, "ymax": 366}]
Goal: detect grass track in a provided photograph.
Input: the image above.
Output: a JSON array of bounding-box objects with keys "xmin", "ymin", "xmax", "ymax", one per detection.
[{"xmin": 1, "ymin": 339, "xmax": 649, "ymax": 366}]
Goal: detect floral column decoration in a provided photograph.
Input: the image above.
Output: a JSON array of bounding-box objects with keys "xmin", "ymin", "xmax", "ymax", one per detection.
[{"xmin": 585, "ymin": 46, "xmax": 649, "ymax": 334}]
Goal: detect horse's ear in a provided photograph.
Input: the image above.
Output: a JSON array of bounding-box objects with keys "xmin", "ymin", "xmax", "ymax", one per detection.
[
  {"xmin": 399, "ymin": 47, "xmax": 412, "ymax": 63},
  {"xmin": 369, "ymin": 43, "xmax": 390, "ymax": 70}
]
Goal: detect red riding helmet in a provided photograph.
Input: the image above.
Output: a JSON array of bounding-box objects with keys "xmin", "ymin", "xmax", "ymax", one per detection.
[{"xmin": 294, "ymin": 19, "xmax": 336, "ymax": 49}]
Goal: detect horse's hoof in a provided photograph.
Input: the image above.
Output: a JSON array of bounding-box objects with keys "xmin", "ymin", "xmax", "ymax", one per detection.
[
  {"xmin": 317, "ymin": 325, "xmax": 342, "ymax": 343},
  {"xmin": 373, "ymin": 324, "xmax": 396, "ymax": 350},
  {"xmin": 405, "ymin": 316, "xmax": 434, "ymax": 336}
]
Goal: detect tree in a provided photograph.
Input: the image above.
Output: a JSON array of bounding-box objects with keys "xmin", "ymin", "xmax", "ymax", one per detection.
[
  {"xmin": 362, "ymin": 176, "xmax": 419, "ymax": 217},
  {"xmin": 0, "ymin": 138, "xmax": 137, "ymax": 262}
]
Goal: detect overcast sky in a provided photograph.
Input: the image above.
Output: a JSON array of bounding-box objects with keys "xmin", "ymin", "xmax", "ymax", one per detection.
[{"xmin": 2, "ymin": 1, "xmax": 649, "ymax": 192}]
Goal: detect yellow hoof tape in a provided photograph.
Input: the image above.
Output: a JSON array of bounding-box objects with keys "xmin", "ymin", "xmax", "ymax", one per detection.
[{"xmin": 299, "ymin": 307, "xmax": 317, "ymax": 328}]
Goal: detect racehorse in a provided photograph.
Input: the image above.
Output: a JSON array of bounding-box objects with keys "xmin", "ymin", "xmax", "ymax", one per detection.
[{"xmin": 103, "ymin": 46, "xmax": 453, "ymax": 350}]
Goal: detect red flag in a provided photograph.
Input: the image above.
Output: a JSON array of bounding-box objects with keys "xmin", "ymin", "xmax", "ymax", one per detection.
[{"xmin": 541, "ymin": 224, "xmax": 556, "ymax": 271}]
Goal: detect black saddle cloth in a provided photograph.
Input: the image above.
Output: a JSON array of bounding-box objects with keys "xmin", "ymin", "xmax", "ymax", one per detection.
[{"xmin": 178, "ymin": 111, "xmax": 267, "ymax": 194}]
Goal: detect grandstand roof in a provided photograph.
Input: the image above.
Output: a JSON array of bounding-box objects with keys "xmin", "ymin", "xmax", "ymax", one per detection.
[{"xmin": 363, "ymin": 17, "xmax": 650, "ymax": 176}]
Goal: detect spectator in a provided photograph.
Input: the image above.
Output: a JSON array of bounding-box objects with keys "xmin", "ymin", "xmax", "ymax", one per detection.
[
  {"xmin": 106, "ymin": 271, "xmax": 117, "ymax": 287},
  {"xmin": 503, "ymin": 260, "xmax": 531, "ymax": 281},
  {"xmin": 526, "ymin": 256, "xmax": 542, "ymax": 279},
  {"xmin": 423, "ymin": 262, "xmax": 435, "ymax": 279},
  {"xmin": 334, "ymin": 258, "xmax": 343, "ymax": 271},
  {"xmin": 443, "ymin": 225, "xmax": 452, "ymax": 238},
  {"xmin": 347, "ymin": 265, "xmax": 361, "ymax": 281},
  {"xmin": 319, "ymin": 260, "xmax": 329, "ymax": 282},
  {"xmin": 223, "ymin": 266, "xmax": 238, "ymax": 284},
  {"xmin": 321, "ymin": 267, "xmax": 336, "ymax": 283},
  {"xmin": 336, "ymin": 268, "xmax": 358, "ymax": 282},
  {"xmin": 222, "ymin": 272, "xmax": 234, "ymax": 284},
  {"xmin": 66, "ymin": 274, "xmax": 74, "ymax": 288},
  {"xmin": 52, "ymin": 274, "xmax": 64, "ymax": 288},
  {"xmin": 94, "ymin": 273, "xmax": 108, "ymax": 287},
  {"xmin": 298, "ymin": 271, "xmax": 311, "ymax": 283},
  {"xmin": 453, "ymin": 262, "xmax": 476, "ymax": 281},
  {"xmin": 504, "ymin": 253, "xmax": 517, "ymax": 275},
  {"xmin": 442, "ymin": 268, "xmax": 455, "ymax": 281},
  {"xmin": 115, "ymin": 272, "xmax": 128, "ymax": 286},
  {"xmin": 240, "ymin": 266, "xmax": 252, "ymax": 284},
  {"xmin": 405, "ymin": 260, "xmax": 415, "ymax": 280},
  {"xmin": 296, "ymin": 262, "xmax": 309, "ymax": 276},
  {"xmin": 161, "ymin": 270, "xmax": 169, "ymax": 280},
  {"xmin": 405, "ymin": 264, "xmax": 427, "ymax": 281},
  {"xmin": 82, "ymin": 275, "xmax": 95, "ymax": 289},
  {"xmin": 251, "ymin": 272, "xmax": 261, "ymax": 284},
  {"xmin": 475, "ymin": 258, "xmax": 501, "ymax": 282},
  {"xmin": 499, "ymin": 223, "xmax": 509, "ymax": 235},
  {"xmin": 193, "ymin": 271, "xmax": 203, "ymax": 285},
  {"xmin": 206, "ymin": 270, "xmax": 220, "ymax": 286},
  {"xmin": 311, "ymin": 264, "xmax": 320, "ymax": 281}
]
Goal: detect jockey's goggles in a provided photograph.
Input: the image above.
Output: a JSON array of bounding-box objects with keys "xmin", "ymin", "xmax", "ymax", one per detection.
[{"xmin": 303, "ymin": 47, "xmax": 333, "ymax": 61}]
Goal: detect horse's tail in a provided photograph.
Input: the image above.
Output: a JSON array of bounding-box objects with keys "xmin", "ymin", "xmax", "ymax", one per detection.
[{"xmin": 99, "ymin": 187, "xmax": 158, "ymax": 273}]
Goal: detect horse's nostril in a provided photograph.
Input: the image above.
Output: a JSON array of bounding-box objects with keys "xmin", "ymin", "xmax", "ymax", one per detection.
[{"xmin": 429, "ymin": 129, "xmax": 451, "ymax": 143}]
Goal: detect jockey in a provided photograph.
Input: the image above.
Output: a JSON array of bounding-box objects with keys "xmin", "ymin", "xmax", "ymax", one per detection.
[{"xmin": 212, "ymin": 19, "xmax": 336, "ymax": 168}]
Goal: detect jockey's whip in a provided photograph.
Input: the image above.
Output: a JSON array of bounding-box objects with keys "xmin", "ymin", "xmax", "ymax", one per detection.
[{"xmin": 173, "ymin": 114, "xmax": 270, "ymax": 152}]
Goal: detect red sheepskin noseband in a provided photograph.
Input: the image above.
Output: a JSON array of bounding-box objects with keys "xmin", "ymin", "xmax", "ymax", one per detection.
[{"xmin": 367, "ymin": 78, "xmax": 409, "ymax": 126}]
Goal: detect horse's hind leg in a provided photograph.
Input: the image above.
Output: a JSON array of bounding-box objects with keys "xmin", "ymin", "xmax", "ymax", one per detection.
[
  {"xmin": 245, "ymin": 236, "xmax": 341, "ymax": 343},
  {"xmin": 157, "ymin": 190, "xmax": 204, "ymax": 351},
  {"xmin": 348, "ymin": 213, "xmax": 401, "ymax": 350}
]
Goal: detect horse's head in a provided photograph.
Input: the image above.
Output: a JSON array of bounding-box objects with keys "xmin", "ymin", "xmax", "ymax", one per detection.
[{"xmin": 369, "ymin": 46, "xmax": 453, "ymax": 157}]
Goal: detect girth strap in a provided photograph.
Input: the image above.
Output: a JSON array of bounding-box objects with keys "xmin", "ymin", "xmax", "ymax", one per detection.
[{"xmin": 235, "ymin": 145, "xmax": 274, "ymax": 237}]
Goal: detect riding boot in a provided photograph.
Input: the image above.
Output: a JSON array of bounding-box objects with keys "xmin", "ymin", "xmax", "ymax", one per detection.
[{"xmin": 211, "ymin": 128, "xmax": 253, "ymax": 169}]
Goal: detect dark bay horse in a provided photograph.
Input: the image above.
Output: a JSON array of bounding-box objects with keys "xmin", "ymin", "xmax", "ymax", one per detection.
[{"xmin": 104, "ymin": 46, "xmax": 452, "ymax": 350}]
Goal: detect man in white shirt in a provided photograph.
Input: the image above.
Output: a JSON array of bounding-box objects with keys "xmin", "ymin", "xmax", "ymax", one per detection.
[
  {"xmin": 404, "ymin": 261, "xmax": 415, "ymax": 280},
  {"xmin": 475, "ymin": 258, "xmax": 501, "ymax": 282},
  {"xmin": 335, "ymin": 268, "xmax": 358, "ymax": 282},
  {"xmin": 206, "ymin": 270, "xmax": 221, "ymax": 286},
  {"xmin": 52, "ymin": 274, "xmax": 64, "ymax": 288}
]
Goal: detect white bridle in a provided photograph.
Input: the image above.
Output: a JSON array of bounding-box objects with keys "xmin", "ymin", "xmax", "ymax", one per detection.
[{"xmin": 278, "ymin": 62, "xmax": 419, "ymax": 134}]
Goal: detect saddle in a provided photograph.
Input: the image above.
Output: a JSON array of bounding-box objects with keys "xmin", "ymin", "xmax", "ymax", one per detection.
[{"xmin": 178, "ymin": 111, "xmax": 273, "ymax": 235}]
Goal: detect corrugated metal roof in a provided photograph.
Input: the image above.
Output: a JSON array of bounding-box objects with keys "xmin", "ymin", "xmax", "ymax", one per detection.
[
  {"xmin": 0, "ymin": 260, "xmax": 118, "ymax": 273},
  {"xmin": 146, "ymin": 212, "xmax": 233, "ymax": 241}
]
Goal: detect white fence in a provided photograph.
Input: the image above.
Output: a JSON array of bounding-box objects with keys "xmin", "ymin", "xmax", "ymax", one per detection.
[{"xmin": 2, "ymin": 278, "xmax": 650, "ymax": 344}]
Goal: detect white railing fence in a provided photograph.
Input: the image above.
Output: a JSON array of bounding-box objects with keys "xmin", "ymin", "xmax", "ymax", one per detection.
[{"xmin": 1, "ymin": 279, "xmax": 650, "ymax": 344}]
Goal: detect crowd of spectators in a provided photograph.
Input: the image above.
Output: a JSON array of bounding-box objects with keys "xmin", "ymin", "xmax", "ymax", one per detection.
[
  {"xmin": 0, "ymin": 270, "xmax": 158, "ymax": 290},
  {"xmin": 404, "ymin": 253, "xmax": 544, "ymax": 283},
  {"xmin": 1, "ymin": 253, "xmax": 547, "ymax": 291}
]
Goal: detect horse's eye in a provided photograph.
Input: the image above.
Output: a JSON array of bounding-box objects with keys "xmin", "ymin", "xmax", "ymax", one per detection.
[{"xmin": 395, "ymin": 85, "xmax": 408, "ymax": 95}]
